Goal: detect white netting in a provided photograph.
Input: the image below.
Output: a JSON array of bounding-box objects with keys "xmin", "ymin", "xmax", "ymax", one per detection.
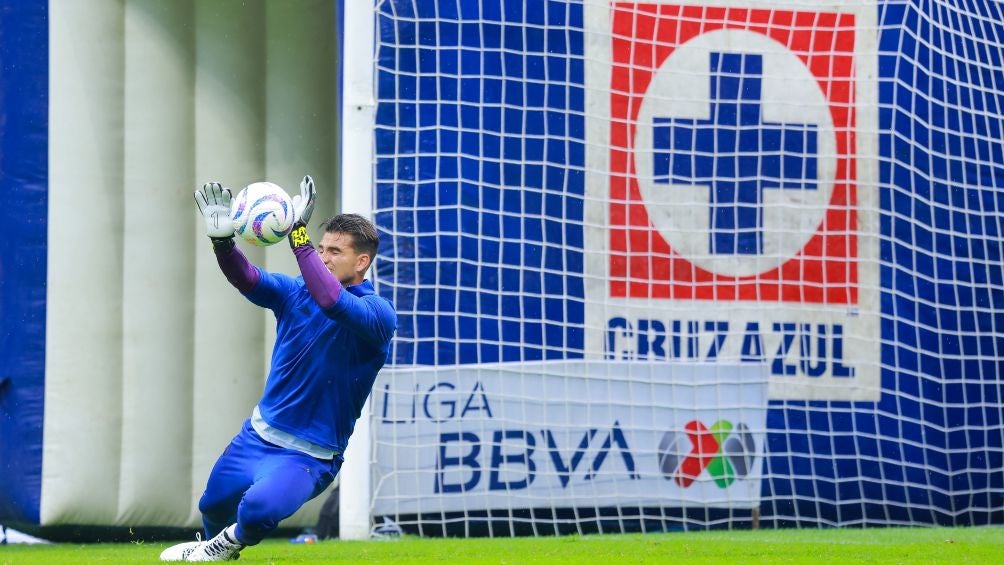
[{"xmin": 357, "ymin": 0, "xmax": 1004, "ymax": 535}]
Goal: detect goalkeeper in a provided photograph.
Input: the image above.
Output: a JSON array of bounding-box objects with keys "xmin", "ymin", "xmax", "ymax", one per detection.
[{"xmin": 161, "ymin": 178, "xmax": 397, "ymax": 562}]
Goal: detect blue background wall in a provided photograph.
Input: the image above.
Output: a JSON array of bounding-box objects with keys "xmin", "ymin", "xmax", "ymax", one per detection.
[
  {"xmin": 764, "ymin": 0, "xmax": 1004, "ymax": 526},
  {"xmin": 0, "ymin": 0, "xmax": 48, "ymax": 524},
  {"xmin": 374, "ymin": 0, "xmax": 1004, "ymax": 526}
]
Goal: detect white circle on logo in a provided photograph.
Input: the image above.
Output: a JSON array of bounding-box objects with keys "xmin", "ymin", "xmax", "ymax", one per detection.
[{"xmin": 634, "ymin": 29, "xmax": 836, "ymax": 277}]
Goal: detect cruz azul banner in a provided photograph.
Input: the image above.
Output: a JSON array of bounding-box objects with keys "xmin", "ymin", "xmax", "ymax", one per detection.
[{"xmin": 583, "ymin": 1, "xmax": 880, "ymax": 400}]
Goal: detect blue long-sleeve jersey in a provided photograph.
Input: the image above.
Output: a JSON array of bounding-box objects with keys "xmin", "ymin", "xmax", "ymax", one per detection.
[{"xmin": 243, "ymin": 270, "xmax": 396, "ymax": 455}]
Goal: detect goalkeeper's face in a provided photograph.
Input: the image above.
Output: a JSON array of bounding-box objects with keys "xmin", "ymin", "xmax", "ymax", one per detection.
[{"xmin": 317, "ymin": 231, "xmax": 369, "ymax": 286}]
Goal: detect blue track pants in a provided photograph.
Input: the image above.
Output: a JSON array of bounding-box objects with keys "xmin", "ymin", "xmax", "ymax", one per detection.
[{"xmin": 198, "ymin": 419, "xmax": 341, "ymax": 545}]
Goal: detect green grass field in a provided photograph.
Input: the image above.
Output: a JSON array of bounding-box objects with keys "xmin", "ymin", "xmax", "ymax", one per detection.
[{"xmin": 1, "ymin": 527, "xmax": 1001, "ymax": 564}]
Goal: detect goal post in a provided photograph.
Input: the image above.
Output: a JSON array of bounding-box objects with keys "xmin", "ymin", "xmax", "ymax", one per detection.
[
  {"xmin": 337, "ymin": 0, "xmax": 378, "ymax": 541},
  {"xmin": 340, "ymin": 0, "xmax": 1004, "ymax": 537}
]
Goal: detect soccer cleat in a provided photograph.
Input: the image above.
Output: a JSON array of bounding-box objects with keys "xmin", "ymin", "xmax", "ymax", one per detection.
[
  {"xmin": 159, "ymin": 533, "xmax": 202, "ymax": 561},
  {"xmin": 185, "ymin": 527, "xmax": 245, "ymax": 562}
]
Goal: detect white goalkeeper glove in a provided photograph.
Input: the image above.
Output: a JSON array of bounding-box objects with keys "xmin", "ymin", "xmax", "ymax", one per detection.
[
  {"xmin": 292, "ymin": 174, "xmax": 316, "ymax": 226},
  {"xmin": 288, "ymin": 175, "xmax": 317, "ymax": 250},
  {"xmin": 194, "ymin": 182, "xmax": 235, "ymax": 240}
]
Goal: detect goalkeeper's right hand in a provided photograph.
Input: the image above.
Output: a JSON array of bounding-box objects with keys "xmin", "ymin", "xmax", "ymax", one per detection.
[{"xmin": 194, "ymin": 182, "xmax": 235, "ymax": 241}]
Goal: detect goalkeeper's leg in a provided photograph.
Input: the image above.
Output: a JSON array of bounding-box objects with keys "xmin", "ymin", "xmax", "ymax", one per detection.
[
  {"xmin": 198, "ymin": 425, "xmax": 256, "ymax": 538},
  {"xmin": 231, "ymin": 450, "xmax": 340, "ymax": 544},
  {"xmin": 198, "ymin": 420, "xmax": 341, "ymax": 546}
]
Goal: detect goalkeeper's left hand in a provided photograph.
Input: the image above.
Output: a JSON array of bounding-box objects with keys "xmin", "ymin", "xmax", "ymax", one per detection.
[
  {"xmin": 292, "ymin": 175, "xmax": 316, "ymax": 227},
  {"xmin": 288, "ymin": 175, "xmax": 316, "ymax": 249},
  {"xmin": 194, "ymin": 182, "xmax": 235, "ymax": 241}
]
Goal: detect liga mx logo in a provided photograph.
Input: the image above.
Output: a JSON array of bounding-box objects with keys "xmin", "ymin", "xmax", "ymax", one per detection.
[
  {"xmin": 610, "ymin": 4, "xmax": 858, "ymax": 304},
  {"xmin": 658, "ymin": 420, "xmax": 757, "ymax": 488}
]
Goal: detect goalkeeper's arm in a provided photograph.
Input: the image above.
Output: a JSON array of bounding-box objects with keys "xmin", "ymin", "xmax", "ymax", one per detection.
[
  {"xmin": 287, "ymin": 175, "xmax": 344, "ymax": 310},
  {"xmin": 194, "ymin": 181, "xmax": 260, "ymax": 294},
  {"xmin": 215, "ymin": 243, "xmax": 260, "ymax": 295}
]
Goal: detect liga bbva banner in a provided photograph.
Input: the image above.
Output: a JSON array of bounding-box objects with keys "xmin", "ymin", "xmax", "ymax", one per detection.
[{"xmin": 372, "ymin": 363, "xmax": 768, "ymax": 514}]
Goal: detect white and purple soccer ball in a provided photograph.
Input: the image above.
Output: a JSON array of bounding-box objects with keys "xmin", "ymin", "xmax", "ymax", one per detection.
[{"xmin": 230, "ymin": 181, "xmax": 295, "ymax": 247}]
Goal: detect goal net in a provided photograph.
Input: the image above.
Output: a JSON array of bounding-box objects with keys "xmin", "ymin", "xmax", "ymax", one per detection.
[{"xmin": 341, "ymin": 0, "xmax": 1004, "ymax": 535}]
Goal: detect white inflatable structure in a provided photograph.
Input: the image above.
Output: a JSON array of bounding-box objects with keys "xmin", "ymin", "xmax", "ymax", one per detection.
[{"xmin": 42, "ymin": 0, "xmax": 341, "ymax": 529}]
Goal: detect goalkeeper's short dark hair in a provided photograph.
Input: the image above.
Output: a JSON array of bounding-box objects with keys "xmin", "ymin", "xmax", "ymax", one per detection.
[{"xmin": 319, "ymin": 213, "xmax": 380, "ymax": 258}]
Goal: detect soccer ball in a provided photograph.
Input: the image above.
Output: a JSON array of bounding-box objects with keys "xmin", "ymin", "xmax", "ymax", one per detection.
[{"xmin": 231, "ymin": 181, "xmax": 295, "ymax": 246}]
